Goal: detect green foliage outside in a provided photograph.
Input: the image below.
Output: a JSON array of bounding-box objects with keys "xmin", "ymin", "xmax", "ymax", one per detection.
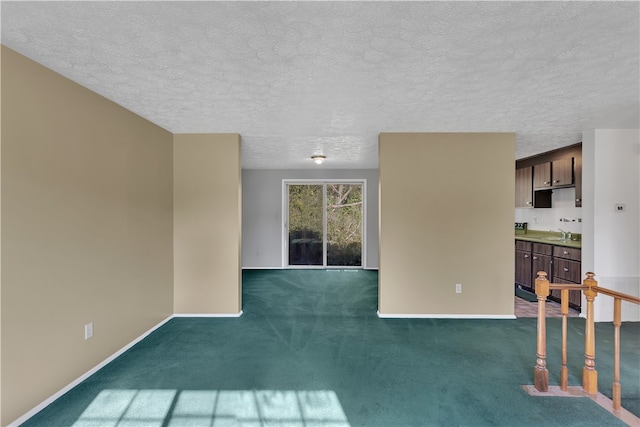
[
  {"xmin": 288, "ymin": 185, "xmax": 323, "ymax": 239},
  {"xmin": 288, "ymin": 183, "xmax": 362, "ymax": 266}
]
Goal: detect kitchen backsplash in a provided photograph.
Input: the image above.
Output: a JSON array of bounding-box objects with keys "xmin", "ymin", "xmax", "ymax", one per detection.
[{"xmin": 515, "ymin": 187, "xmax": 582, "ymax": 234}]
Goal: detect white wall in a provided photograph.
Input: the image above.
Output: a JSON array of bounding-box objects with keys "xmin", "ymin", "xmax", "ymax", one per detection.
[
  {"xmin": 583, "ymin": 129, "xmax": 640, "ymax": 322},
  {"xmin": 242, "ymin": 169, "xmax": 379, "ymax": 269},
  {"xmin": 515, "ymin": 187, "xmax": 583, "ymax": 234}
]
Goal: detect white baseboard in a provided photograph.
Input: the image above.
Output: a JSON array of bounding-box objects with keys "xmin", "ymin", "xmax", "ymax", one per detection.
[
  {"xmin": 173, "ymin": 311, "xmax": 243, "ymax": 318},
  {"xmin": 9, "ymin": 315, "xmax": 174, "ymax": 427},
  {"xmin": 377, "ymin": 311, "xmax": 516, "ymax": 319}
]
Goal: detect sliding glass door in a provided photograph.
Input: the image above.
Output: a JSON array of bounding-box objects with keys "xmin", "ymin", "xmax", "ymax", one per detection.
[
  {"xmin": 286, "ymin": 181, "xmax": 364, "ymax": 267},
  {"xmin": 287, "ymin": 184, "xmax": 324, "ymax": 266},
  {"xmin": 326, "ymin": 183, "xmax": 363, "ymax": 266}
]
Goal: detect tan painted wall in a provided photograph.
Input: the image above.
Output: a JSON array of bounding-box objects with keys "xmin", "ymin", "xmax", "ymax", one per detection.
[
  {"xmin": 379, "ymin": 133, "xmax": 515, "ymax": 316},
  {"xmin": 173, "ymin": 134, "xmax": 242, "ymax": 314},
  {"xmin": 1, "ymin": 46, "xmax": 174, "ymax": 425},
  {"xmin": 0, "ymin": 44, "xmax": 3, "ymax": 427}
]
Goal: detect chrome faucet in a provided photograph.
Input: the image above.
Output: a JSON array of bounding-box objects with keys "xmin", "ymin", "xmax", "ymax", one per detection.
[{"xmin": 558, "ymin": 229, "xmax": 567, "ymax": 240}]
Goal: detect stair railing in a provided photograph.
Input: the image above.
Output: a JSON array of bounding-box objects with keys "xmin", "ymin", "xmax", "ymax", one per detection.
[{"xmin": 533, "ymin": 271, "xmax": 640, "ymax": 413}]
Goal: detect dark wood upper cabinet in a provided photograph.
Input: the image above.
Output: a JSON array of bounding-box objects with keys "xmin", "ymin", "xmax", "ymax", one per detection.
[
  {"xmin": 516, "ymin": 143, "xmax": 582, "ymax": 209},
  {"xmin": 533, "ymin": 162, "xmax": 552, "ymax": 189},
  {"xmin": 533, "ymin": 158, "xmax": 573, "ymax": 189},
  {"xmin": 574, "ymin": 154, "xmax": 582, "ymax": 207},
  {"xmin": 551, "ymin": 157, "xmax": 573, "ymax": 187},
  {"xmin": 515, "ymin": 167, "xmax": 533, "ymax": 208}
]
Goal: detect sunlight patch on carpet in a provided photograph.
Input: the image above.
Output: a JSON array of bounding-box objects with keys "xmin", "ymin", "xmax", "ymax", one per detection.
[{"xmin": 72, "ymin": 389, "xmax": 350, "ymax": 427}]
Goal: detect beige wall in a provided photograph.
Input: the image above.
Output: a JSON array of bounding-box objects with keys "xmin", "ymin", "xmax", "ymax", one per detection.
[
  {"xmin": 1, "ymin": 46, "xmax": 174, "ymax": 425},
  {"xmin": 379, "ymin": 133, "xmax": 515, "ymax": 316},
  {"xmin": 173, "ymin": 134, "xmax": 242, "ymax": 314}
]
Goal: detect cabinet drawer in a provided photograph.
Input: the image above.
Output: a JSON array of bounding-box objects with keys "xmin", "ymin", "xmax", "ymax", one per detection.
[
  {"xmin": 554, "ymin": 259, "xmax": 581, "ymax": 283},
  {"xmin": 515, "ymin": 240, "xmax": 532, "ymax": 252},
  {"xmin": 553, "ymin": 246, "xmax": 581, "ymax": 261},
  {"xmin": 532, "ymin": 243, "xmax": 553, "ymax": 255}
]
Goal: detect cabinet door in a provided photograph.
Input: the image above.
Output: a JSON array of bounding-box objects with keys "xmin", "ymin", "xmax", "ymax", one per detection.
[
  {"xmin": 515, "ymin": 250, "xmax": 532, "ymax": 290},
  {"xmin": 532, "ymin": 253, "xmax": 552, "ymax": 281},
  {"xmin": 515, "ymin": 167, "xmax": 533, "ymax": 207},
  {"xmin": 532, "ymin": 253, "xmax": 552, "ymax": 296},
  {"xmin": 552, "ymin": 157, "xmax": 573, "ymax": 186},
  {"xmin": 533, "ymin": 162, "xmax": 551, "ymax": 189},
  {"xmin": 574, "ymin": 154, "xmax": 582, "ymax": 207}
]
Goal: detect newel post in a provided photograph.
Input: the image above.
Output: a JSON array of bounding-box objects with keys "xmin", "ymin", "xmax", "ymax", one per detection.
[
  {"xmin": 534, "ymin": 271, "xmax": 550, "ymax": 392},
  {"xmin": 613, "ymin": 298, "xmax": 622, "ymax": 410},
  {"xmin": 582, "ymin": 272, "xmax": 598, "ymax": 395}
]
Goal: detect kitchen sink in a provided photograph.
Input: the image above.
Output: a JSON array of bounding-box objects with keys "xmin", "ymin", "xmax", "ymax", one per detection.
[{"xmin": 544, "ymin": 237, "xmax": 569, "ymax": 241}]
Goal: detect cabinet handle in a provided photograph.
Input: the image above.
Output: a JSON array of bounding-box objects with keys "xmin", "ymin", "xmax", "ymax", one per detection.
[
  {"xmin": 526, "ymin": 201, "xmax": 532, "ymax": 205},
  {"xmin": 533, "ymin": 256, "xmax": 538, "ymax": 260},
  {"xmin": 563, "ymin": 267, "xmax": 569, "ymax": 272},
  {"xmin": 553, "ymin": 180, "xmax": 560, "ymax": 183},
  {"xmin": 544, "ymin": 181, "xmax": 550, "ymax": 185},
  {"xmin": 563, "ymin": 250, "xmax": 569, "ymax": 255},
  {"xmin": 576, "ymin": 199, "xmax": 581, "ymax": 202},
  {"xmin": 524, "ymin": 254, "xmax": 529, "ymax": 258}
]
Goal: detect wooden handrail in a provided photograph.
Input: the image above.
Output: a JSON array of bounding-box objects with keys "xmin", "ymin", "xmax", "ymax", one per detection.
[
  {"xmin": 546, "ymin": 282, "xmax": 640, "ymax": 304},
  {"xmin": 533, "ymin": 271, "xmax": 639, "ymax": 414},
  {"xmin": 589, "ymin": 287, "xmax": 640, "ymax": 305},
  {"xmin": 548, "ymin": 284, "xmax": 586, "ymax": 291}
]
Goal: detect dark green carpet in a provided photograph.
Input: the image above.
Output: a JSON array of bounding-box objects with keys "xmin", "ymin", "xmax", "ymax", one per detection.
[
  {"xmin": 21, "ymin": 269, "xmax": 639, "ymax": 426},
  {"xmin": 515, "ymin": 287, "xmax": 538, "ymax": 303}
]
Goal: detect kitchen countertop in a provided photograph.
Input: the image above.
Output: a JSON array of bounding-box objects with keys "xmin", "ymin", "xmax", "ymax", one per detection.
[{"xmin": 515, "ymin": 230, "xmax": 582, "ymax": 249}]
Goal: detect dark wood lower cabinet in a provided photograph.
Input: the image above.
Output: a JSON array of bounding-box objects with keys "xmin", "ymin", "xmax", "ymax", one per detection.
[
  {"xmin": 515, "ymin": 241, "xmax": 532, "ymax": 292},
  {"xmin": 552, "ymin": 277, "xmax": 583, "ymax": 309},
  {"xmin": 515, "ymin": 240, "xmax": 581, "ymax": 312},
  {"xmin": 552, "ymin": 246, "xmax": 582, "ymax": 311},
  {"xmin": 532, "ymin": 252, "xmax": 553, "ymax": 297}
]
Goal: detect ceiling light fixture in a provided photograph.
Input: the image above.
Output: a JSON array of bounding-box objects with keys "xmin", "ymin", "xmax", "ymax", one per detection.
[{"xmin": 311, "ymin": 155, "xmax": 326, "ymax": 165}]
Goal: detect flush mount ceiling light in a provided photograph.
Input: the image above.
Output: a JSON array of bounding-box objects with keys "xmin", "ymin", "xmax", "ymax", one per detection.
[{"xmin": 311, "ymin": 155, "xmax": 326, "ymax": 165}]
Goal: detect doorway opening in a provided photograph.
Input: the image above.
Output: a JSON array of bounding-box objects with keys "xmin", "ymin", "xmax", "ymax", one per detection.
[{"xmin": 283, "ymin": 180, "xmax": 365, "ymax": 268}]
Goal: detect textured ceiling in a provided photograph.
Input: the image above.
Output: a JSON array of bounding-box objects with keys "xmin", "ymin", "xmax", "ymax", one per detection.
[{"xmin": 2, "ymin": 1, "xmax": 639, "ymax": 169}]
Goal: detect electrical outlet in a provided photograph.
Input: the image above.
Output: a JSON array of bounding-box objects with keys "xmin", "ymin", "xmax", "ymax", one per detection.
[
  {"xmin": 455, "ymin": 283, "xmax": 462, "ymax": 294},
  {"xmin": 615, "ymin": 203, "xmax": 625, "ymax": 212},
  {"xmin": 85, "ymin": 322, "xmax": 93, "ymax": 340}
]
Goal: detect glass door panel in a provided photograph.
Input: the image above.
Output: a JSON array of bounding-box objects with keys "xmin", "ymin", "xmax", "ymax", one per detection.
[
  {"xmin": 326, "ymin": 184, "xmax": 362, "ymax": 267},
  {"xmin": 288, "ymin": 184, "xmax": 324, "ymax": 265}
]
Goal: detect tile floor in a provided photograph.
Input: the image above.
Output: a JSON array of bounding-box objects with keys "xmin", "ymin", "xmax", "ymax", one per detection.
[{"xmin": 515, "ymin": 295, "xmax": 581, "ymax": 318}]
